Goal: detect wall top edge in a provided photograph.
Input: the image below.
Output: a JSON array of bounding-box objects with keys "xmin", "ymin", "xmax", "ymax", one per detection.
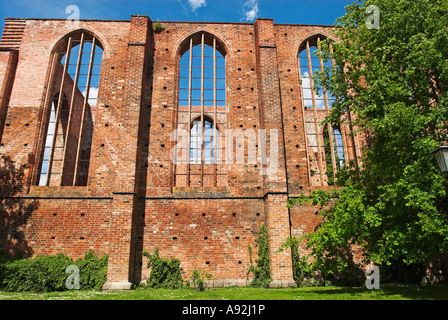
[{"xmin": 3, "ymin": 17, "xmax": 335, "ymax": 28}]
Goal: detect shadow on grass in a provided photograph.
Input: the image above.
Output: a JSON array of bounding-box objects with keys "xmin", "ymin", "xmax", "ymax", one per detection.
[{"xmin": 300, "ymin": 284, "xmax": 448, "ymax": 300}]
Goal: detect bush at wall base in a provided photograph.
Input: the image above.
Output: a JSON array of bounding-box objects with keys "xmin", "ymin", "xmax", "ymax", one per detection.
[
  {"xmin": 0, "ymin": 250, "xmax": 108, "ymax": 292},
  {"xmin": 143, "ymin": 247, "xmax": 184, "ymax": 289}
]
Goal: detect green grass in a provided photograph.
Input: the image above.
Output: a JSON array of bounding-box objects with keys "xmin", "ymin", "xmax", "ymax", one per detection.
[{"xmin": 1, "ymin": 284, "xmax": 447, "ymax": 300}]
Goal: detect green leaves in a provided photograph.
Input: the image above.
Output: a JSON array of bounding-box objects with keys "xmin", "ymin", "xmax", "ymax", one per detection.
[
  {"xmin": 75, "ymin": 251, "xmax": 108, "ymax": 291},
  {"xmin": 293, "ymin": 0, "xmax": 448, "ymax": 280},
  {"xmin": 0, "ymin": 251, "xmax": 108, "ymax": 292},
  {"xmin": 247, "ymin": 224, "xmax": 271, "ymax": 288},
  {"xmin": 190, "ymin": 269, "xmax": 213, "ymax": 291},
  {"xmin": 143, "ymin": 248, "xmax": 184, "ymax": 289},
  {"xmin": 277, "ymin": 237, "xmax": 316, "ymax": 286}
]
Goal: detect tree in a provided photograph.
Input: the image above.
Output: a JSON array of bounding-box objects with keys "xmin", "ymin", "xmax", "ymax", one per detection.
[{"xmin": 289, "ymin": 0, "xmax": 448, "ymax": 283}]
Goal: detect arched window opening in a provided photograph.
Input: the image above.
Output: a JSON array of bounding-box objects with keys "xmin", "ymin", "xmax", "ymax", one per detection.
[
  {"xmin": 298, "ymin": 36, "xmax": 336, "ymax": 110},
  {"xmin": 38, "ymin": 32, "xmax": 103, "ymax": 186},
  {"xmin": 299, "ymin": 35, "xmax": 341, "ymax": 187},
  {"xmin": 179, "ymin": 40, "xmax": 226, "ymax": 107},
  {"xmin": 174, "ymin": 32, "xmax": 227, "ymax": 188},
  {"xmin": 190, "ymin": 118, "xmax": 219, "ymax": 165}
]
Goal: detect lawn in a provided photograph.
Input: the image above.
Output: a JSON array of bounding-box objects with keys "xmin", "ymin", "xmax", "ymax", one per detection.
[{"xmin": 0, "ymin": 284, "xmax": 447, "ymax": 300}]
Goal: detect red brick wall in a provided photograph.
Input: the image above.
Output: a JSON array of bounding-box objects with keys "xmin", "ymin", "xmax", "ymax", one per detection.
[
  {"xmin": 0, "ymin": 16, "xmax": 363, "ymax": 286},
  {"xmin": 139, "ymin": 198, "xmax": 264, "ymax": 281},
  {"xmin": 0, "ymin": 194, "xmax": 112, "ymax": 259},
  {"xmin": 0, "ymin": 49, "xmax": 18, "ymax": 139}
]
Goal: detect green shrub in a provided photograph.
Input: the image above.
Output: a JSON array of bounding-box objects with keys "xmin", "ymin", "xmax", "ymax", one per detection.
[
  {"xmin": 143, "ymin": 248, "xmax": 183, "ymax": 289},
  {"xmin": 0, "ymin": 250, "xmax": 9, "ymax": 283},
  {"xmin": 75, "ymin": 250, "xmax": 108, "ymax": 291},
  {"xmin": 277, "ymin": 236, "xmax": 364, "ymax": 287},
  {"xmin": 377, "ymin": 257, "xmax": 426, "ymax": 285},
  {"xmin": 1, "ymin": 253, "xmax": 73, "ymax": 292},
  {"xmin": 153, "ymin": 20, "xmax": 165, "ymax": 32},
  {"xmin": 0, "ymin": 251, "xmax": 108, "ymax": 292},
  {"xmin": 190, "ymin": 269, "xmax": 213, "ymax": 291}
]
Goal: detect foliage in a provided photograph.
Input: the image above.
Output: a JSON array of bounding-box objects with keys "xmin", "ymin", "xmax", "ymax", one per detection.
[
  {"xmin": 153, "ymin": 20, "xmax": 165, "ymax": 32},
  {"xmin": 289, "ymin": 0, "xmax": 448, "ymax": 281},
  {"xmin": 143, "ymin": 248, "xmax": 183, "ymax": 289},
  {"xmin": 247, "ymin": 224, "xmax": 272, "ymax": 288},
  {"xmin": 0, "ymin": 250, "xmax": 9, "ymax": 278},
  {"xmin": 380, "ymin": 257, "xmax": 426, "ymax": 285},
  {"xmin": 0, "ymin": 251, "xmax": 108, "ymax": 292},
  {"xmin": 0, "ymin": 253, "xmax": 71, "ymax": 292},
  {"xmin": 75, "ymin": 250, "xmax": 108, "ymax": 291},
  {"xmin": 190, "ymin": 269, "xmax": 213, "ymax": 291},
  {"xmin": 277, "ymin": 237, "xmax": 316, "ymax": 286}
]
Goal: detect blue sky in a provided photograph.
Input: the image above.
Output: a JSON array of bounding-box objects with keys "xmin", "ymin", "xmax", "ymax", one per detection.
[{"xmin": 0, "ymin": 0, "xmax": 354, "ymax": 35}]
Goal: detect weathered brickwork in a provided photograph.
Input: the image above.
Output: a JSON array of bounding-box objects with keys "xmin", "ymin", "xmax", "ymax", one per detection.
[{"xmin": 0, "ymin": 16, "xmax": 364, "ymax": 289}]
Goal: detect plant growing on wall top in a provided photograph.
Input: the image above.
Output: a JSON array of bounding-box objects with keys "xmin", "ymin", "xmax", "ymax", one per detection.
[{"xmin": 153, "ymin": 20, "xmax": 165, "ymax": 33}]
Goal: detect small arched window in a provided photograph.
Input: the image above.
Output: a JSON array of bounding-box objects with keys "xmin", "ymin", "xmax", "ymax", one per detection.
[
  {"xmin": 38, "ymin": 31, "xmax": 103, "ymax": 186},
  {"xmin": 190, "ymin": 117, "xmax": 219, "ymax": 164}
]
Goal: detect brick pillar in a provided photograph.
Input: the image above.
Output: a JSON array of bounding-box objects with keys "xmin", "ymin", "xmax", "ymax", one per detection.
[
  {"xmin": 104, "ymin": 193, "xmax": 138, "ymax": 290},
  {"xmin": 103, "ymin": 15, "xmax": 152, "ymax": 290},
  {"xmin": 254, "ymin": 18, "xmax": 295, "ymax": 287},
  {"xmin": 264, "ymin": 193, "xmax": 294, "ymax": 287},
  {"xmin": 0, "ymin": 49, "xmax": 18, "ymax": 140}
]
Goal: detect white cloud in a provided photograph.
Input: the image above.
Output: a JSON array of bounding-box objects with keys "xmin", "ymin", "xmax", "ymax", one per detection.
[
  {"xmin": 88, "ymin": 87, "xmax": 99, "ymax": 105},
  {"xmin": 301, "ymin": 71, "xmax": 326, "ymax": 109},
  {"xmin": 82, "ymin": 87, "xmax": 99, "ymax": 106},
  {"xmin": 188, "ymin": 0, "xmax": 206, "ymax": 11},
  {"xmin": 243, "ymin": 0, "xmax": 259, "ymax": 21}
]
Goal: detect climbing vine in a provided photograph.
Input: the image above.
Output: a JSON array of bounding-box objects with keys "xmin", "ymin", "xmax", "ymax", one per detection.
[
  {"xmin": 277, "ymin": 237, "xmax": 315, "ymax": 286},
  {"xmin": 247, "ymin": 224, "xmax": 272, "ymax": 288}
]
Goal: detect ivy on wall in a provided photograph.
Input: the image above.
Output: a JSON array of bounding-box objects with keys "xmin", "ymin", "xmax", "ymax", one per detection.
[{"xmin": 247, "ymin": 224, "xmax": 272, "ymax": 288}]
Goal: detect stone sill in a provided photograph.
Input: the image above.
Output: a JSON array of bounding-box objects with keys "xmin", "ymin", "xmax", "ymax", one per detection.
[
  {"xmin": 137, "ymin": 279, "xmax": 296, "ymax": 289},
  {"xmin": 27, "ymin": 186, "xmax": 89, "ymax": 198}
]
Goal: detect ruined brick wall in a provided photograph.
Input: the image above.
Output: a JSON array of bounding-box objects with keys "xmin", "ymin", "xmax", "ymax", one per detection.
[{"xmin": 0, "ymin": 16, "xmax": 363, "ymax": 288}]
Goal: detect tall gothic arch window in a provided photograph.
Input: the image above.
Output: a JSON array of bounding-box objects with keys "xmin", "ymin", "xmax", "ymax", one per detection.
[
  {"xmin": 174, "ymin": 32, "xmax": 227, "ymax": 187},
  {"xmin": 298, "ymin": 35, "xmax": 346, "ymax": 186},
  {"xmin": 38, "ymin": 32, "xmax": 103, "ymax": 186}
]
